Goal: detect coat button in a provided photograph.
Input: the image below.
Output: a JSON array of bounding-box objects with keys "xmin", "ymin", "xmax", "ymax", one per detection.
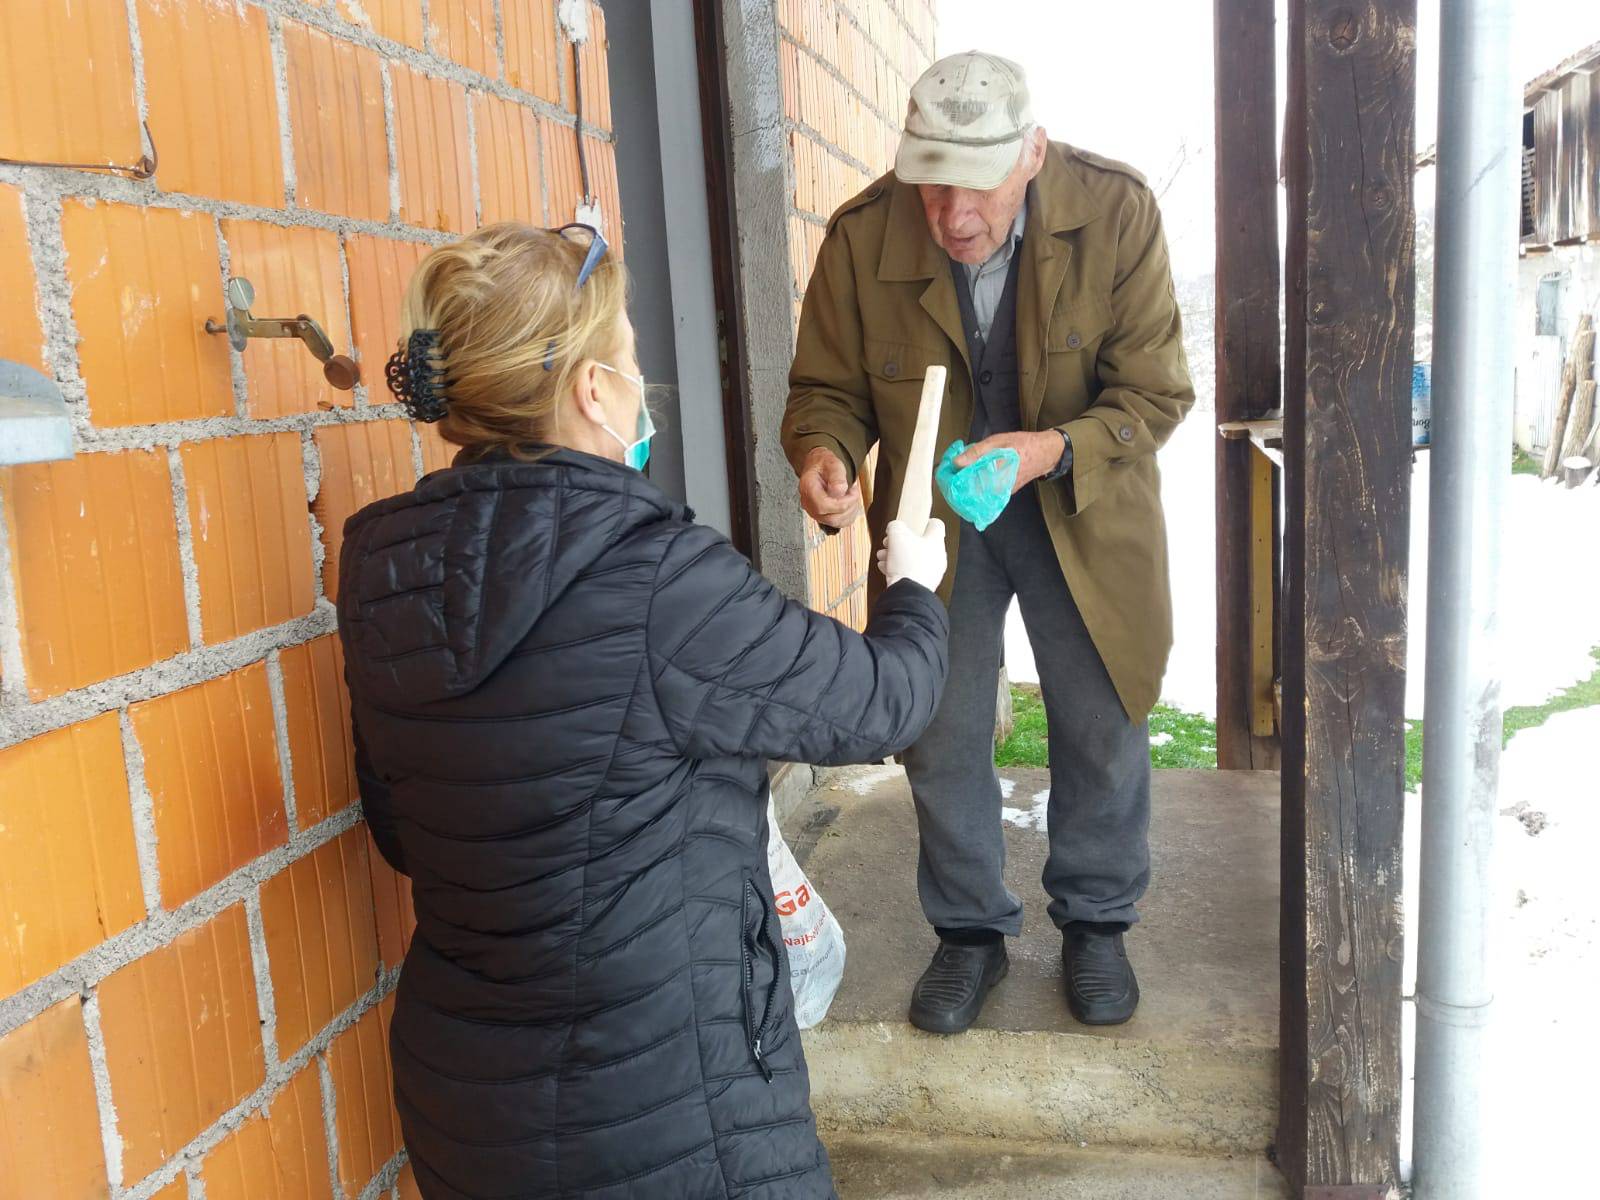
[
  {"xmin": 1119, "ymin": 425, "xmax": 1135, "ymax": 442},
  {"xmin": 884, "ymin": 361, "xmax": 899, "ymax": 378},
  {"xmin": 1067, "ymin": 332, "xmax": 1083, "ymax": 350},
  {"xmin": 980, "ymin": 369, "xmax": 993, "ymax": 385}
]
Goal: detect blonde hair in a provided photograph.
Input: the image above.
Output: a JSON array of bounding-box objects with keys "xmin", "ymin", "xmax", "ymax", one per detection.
[{"xmin": 395, "ymin": 223, "xmax": 628, "ymax": 461}]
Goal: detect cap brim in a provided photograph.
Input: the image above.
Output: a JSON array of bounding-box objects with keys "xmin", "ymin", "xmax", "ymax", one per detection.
[{"xmin": 894, "ymin": 132, "xmax": 1023, "ymax": 190}]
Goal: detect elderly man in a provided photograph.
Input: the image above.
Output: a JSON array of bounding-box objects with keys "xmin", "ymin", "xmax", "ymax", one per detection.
[{"xmin": 782, "ymin": 52, "xmax": 1193, "ymax": 1034}]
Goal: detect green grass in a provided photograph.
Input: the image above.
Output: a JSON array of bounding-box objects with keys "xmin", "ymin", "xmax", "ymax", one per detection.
[
  {"xmin": 1406, "ymin": 646, "xmax": 1600, "ymax": 790},
  {"xmin": 995, "ymin": 686, "xmax": 1218, "ymax": 770},
  {"xmin": 1511, "ymin": 446, "xmax": 1542, "ymax": 476}
]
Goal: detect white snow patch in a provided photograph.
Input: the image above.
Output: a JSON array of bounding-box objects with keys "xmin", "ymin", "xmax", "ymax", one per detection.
[
  {"xmin": 831, "ymin": 764, "xmax": 905, "ymax": 796},
  {"xmin": 1001, "ymin": 787, "xmax": 1050, "ymax": 832},
  {"xmin": 1400, "ymin": 707, "xmax": 1600, "ymax": 1193}
]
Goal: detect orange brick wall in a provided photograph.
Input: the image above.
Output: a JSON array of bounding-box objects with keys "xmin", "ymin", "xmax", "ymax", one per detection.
[
  {"xmin": 0, "ymin": 3, "xmax": 617, "ymax": 1197},
  {"xmin": 778, "ymin": 0, "xmax": 936, "ymax": 628}
]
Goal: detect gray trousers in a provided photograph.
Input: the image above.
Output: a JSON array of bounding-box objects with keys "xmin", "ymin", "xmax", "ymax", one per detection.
[{"xmin": 902, "ymin": 489, "xmax": 1151, "ymax": 935}]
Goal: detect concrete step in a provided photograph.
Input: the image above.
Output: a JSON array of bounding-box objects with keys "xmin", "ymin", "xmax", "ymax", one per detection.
[
  {"xmin": 792, "ymin": 767, "xmax": 1282, "ymax": 1159},
  {"xmin": 824, "ymin": 1130, "xmax": 1292, "ymax": 1199}
]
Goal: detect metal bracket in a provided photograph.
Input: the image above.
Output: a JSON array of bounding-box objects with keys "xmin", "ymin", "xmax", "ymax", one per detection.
[{"xmin": 205, "ymin": 278, "xmax": 360, "ymax": 390}]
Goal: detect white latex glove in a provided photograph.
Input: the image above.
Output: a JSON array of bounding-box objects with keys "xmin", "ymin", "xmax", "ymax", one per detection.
[{"xmin": 876, "ymin": 518, "xmax": 948, "ymax": 592}]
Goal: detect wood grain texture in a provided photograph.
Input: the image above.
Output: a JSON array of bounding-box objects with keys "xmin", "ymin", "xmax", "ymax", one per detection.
[
  {"xmin": 1214, "ymin": 0, "xmax": 1284, "ymax": 770},
  {"xmin": 1279, "ymin": 1, "xmax": 1414, "ymax": 1191}
]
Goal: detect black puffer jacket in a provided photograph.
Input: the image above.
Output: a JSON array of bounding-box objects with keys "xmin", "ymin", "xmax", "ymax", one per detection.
[{"xmin": 337, "ymin": 449, "xmax": 947, "ymax": 1199}]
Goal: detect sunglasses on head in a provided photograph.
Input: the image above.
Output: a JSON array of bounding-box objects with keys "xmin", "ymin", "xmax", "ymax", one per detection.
[{"xmin": 543, "ymin": 222, "xmax": 609, "ymax": 371}]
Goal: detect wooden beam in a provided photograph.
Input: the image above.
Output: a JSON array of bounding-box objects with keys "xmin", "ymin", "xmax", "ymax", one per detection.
[
  {"xmin": 1280, "ymin": 1, "xmax": 1414, "ymax": 1193},
  {"xmin": 1214, "ymin": 0, "xmax": 1283, "ymax": 771}
]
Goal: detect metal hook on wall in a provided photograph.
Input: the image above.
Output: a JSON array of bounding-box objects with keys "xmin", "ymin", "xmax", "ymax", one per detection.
[
  {"xmin": 205, "ymin": 278, "xmax": 360, "ymax": 390},
  {"xmin": 0, "ymin": 121, "xmax": 158, "ymax": 179}
]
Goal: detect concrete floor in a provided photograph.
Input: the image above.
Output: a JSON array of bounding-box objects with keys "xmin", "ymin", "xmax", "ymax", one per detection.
[
  {"xmin": 825, "ymin": 1131, "xmax": 1293, "ymax": 1200},
  {"xmin": 792, "ymin": 766, "xmax": 1285, "ymax": 1164}
]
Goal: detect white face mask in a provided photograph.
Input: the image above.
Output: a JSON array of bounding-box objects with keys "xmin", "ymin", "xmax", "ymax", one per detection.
[{"xmin": 595, "ymin": 362, "xmax": 654, "ymax": 471}]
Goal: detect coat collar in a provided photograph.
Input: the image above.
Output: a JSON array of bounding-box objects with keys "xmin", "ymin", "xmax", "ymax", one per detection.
[
  {"xmin": 876, "ymin": 145, "xmax": 1102, "ymax": 426},
  {"xmin": 876, "ymin": 144, "xmax": 1101, "ymax": 284}
]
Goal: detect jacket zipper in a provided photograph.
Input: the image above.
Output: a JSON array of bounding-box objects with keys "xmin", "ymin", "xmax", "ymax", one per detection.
[{"xmin": 743, "ymin": 878, "xmax": 778, "ymax": 1083}]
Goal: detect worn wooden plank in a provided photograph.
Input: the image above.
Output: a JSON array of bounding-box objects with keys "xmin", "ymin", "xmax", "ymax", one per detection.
[
  {"xmin": 1557, "ymin": 73, "xmax": 1592, "ymax": 243},
  {"xmin": 1534, "ymin": 90, "xmax": 1561, "ymax": 246},
  {"xmin": 1589, "ymin": 71, "xmax": 1600, "ymax": 236},
  {"xmin": 1278, "ymin": 0, "xmax": 1312, "ymax": 1177},
  {"xmin": 1214, "ymin": 0, "xmax": 1283, "ymax": 771},
  {"xmin": 1280, "ymin": 0, "xmax": 1413, "ymax": 1192}
]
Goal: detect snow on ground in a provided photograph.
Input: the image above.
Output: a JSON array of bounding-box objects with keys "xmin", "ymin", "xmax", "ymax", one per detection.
[
  {"xmin": 1399, "ymin": 707, "xmax": 1600, "ymax": 1193},
  {"xmin": 1005, "ymin": 415, "xmax": 1600, "ymax": 720}
]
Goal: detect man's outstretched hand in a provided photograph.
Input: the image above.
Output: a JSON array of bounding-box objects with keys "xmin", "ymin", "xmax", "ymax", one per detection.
[
  {"xmin": 798, "ymin": 446, "xmax": 864, "ymax": 529},
  {"xmin": 955, "ymin": 430, "xmax": 1067, "ymax": 492}
]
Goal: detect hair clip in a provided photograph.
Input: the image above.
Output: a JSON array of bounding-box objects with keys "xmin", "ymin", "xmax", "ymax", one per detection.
[{"xmin": 385, "ymin": 329, "xmax": 449, "ymax": 422}]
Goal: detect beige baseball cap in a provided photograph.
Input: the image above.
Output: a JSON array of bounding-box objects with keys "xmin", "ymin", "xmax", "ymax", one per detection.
[{"xmin": 894, "ymin": 51, "xmax": 1034, "ymax": 190}]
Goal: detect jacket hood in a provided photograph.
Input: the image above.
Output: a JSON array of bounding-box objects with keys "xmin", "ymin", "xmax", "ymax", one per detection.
[{"xmin": 337, "ymin": 448, "xmax": 687, "ymax": 704}]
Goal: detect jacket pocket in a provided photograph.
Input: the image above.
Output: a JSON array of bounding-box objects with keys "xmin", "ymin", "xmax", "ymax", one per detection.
[
  {"xmin": 863, "ymin": 338, "xmax": 946, "ymax": 384},
  {"xmin": 741, "ymin": 872, "xmax": 785, "ymax": 1083}
]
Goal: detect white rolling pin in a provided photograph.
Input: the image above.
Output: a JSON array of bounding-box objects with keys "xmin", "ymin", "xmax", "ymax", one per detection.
[{"xmin": 895, "ymin": 365, "xmax": 946, "ymax": 533}]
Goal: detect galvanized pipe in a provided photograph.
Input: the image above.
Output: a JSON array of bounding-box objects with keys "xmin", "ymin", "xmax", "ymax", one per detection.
[{"xmin": 1412, "ymin": 0, "xmax": 1519, "ymax": 1195}]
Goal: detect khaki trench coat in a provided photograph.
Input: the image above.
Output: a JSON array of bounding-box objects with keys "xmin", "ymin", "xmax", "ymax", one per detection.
[{"xmin": 781, "ymin": 141, "xmax": 1195, "ymax": 721}]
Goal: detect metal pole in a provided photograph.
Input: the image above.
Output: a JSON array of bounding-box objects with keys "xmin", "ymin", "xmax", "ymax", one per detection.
[{"xmin": 1413, "ymin": 0, "xmax": 1519, "ymax": 1195}]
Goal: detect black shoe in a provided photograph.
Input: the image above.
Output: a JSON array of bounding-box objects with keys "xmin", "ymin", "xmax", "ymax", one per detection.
[
  {"xmin": 1062, "ymin": 925, "xmax": 1140, "ymax": 1025},
  {"xmin": 908, "ymin": 940, "xmax": 1009, "ymax": 1035}
]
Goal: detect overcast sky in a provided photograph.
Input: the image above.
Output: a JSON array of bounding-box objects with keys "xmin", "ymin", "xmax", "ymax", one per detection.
[{"xmin": 936, "ymin": 1, "xmax": 1600, "ymax": 278}]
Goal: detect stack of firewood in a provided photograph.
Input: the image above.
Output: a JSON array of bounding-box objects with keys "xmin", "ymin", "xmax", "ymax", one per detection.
[{"xmin": 1544, "ymin": 312, "xmax": 1599, "ymax": 487}]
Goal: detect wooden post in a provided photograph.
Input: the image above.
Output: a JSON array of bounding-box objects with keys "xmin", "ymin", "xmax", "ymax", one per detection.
[
  {"xmin": 1280, "ymin": 1, "xmax": 1414, "ymax": 1194},
  {"xmin": 1214, "ymin": 0, "xmax": 1283, "ymax": 770}
]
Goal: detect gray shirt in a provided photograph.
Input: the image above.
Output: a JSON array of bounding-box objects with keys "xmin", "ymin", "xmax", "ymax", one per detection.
[{"xmin": 960, "ymin": 198, "xmax": 1027, "ymax": 345}]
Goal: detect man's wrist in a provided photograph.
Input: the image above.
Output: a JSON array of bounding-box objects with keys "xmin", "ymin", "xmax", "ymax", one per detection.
[{"xmin": 1045, "ymin": 429, "xmax": 1073, "ymax": 480}]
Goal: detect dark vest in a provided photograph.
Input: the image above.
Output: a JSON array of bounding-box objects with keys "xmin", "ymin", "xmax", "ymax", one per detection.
[{"xmin": 951, "ymin": 249, "xmax": 1024, "ymax": 443}]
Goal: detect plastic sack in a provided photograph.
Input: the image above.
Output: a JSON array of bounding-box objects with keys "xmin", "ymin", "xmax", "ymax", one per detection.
[
  {"xmin": 765, "ymin": 799, "xmax": 846, "ymax": 1029},
  {"xmin": 935, "ymin": 440, "xmax": 1020, "ymax": 531}
]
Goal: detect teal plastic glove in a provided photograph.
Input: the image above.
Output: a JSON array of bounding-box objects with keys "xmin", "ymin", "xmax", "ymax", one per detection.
[{"xmin": 935, "ymin": 440, "xmax": 1020, "ymax": 531}]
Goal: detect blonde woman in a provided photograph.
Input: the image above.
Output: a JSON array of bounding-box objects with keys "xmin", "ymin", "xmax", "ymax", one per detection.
[{"xmin": 337, "ymin": 223, "xmax": 950, "ymax": 1199}]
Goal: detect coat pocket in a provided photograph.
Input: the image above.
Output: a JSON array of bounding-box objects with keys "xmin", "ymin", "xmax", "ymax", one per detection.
[{"xmin": 741, "ymin": 872, "xmax": 785, "ymax": 1083}]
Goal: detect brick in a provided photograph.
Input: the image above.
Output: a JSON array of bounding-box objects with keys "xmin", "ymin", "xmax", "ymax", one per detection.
[
  {"xmin": 428, "ymin": 0, "xmax": 496, "ymax": 77},
  {"xmin": 180, "ymin": 433, "xmax": 316, "ymax": 643},
  {"xmin": 416, "ymin": 422, "xmax": 458, "ymax": 475},
  {"xmin": 327, "ymin": 994, "xmax": 402, "ymax": 1197},
  {"xmin": 0, "ymin": 715, "xmax": 144, "ymax": 994},
  {"xmin": 0, "ymin": 185, "xmax": 45, "ymax": 371},
  {"xmin": 583, "ymin": 134, "xmax": 623, "ymax": 248},
  {"xmin": 279, "ymin": 635, "xmax": 357, "ymax": 829},
  {"xmin": 502, "ymin": 0, "xmax": 561, "ymax": 104},
  {"xmin": 137, "ymin": 0, "xmax": 283, "ymax": 205},
  {"xmin": 368, "ymin": 836, "xmax": 415, "ymax": 970},
  {"xmin": 285, "ymin": 22, "xmax": 390, "ymax": 221},
  {"xmin": 340, "ymin": 0, "xmax": 424, "ymax": 50},
  {"xmin": 131, "ymin": 663, "xmax": 288, "ymax": 907},
  {"xmin": 1, "ymin": 450, "xmax": 188, "ymax": 699},
  {"xmin": 312, "ymin": 421, "xmax": 417, "ymax": 600},
  {"xmin": 540, "ymin": 115, "xmax": 583, "ymax": 225},
  {"xmin": 574, "ymin": 3, "xmax": 612, "ymax": 131},
  {"xmin": 61, "ymin": 199, "xmax": 234, "ymax": 426},
  {"xmin": 0, "ymin": 0, "xmax": 140, "ymax": 167},
  {"xmin": 201, "ymin": 1064, "xmax": 333, "ymax": 1200},
  {"xmin": 389, "ymin": 63, "xmax": 473, "ymax": 233},
  {"xmin": 0, "ymin": 998, "xmax": 108, "ymax": 1200},
  {"xmin": 221, "ymin": 220, "xmax": 352, "ymax": 418},
  {"xmin": 260, "ymin": 829, "xmax": 380, "ymax": 1057},
  {"xmin": 346, "ymin": 236, "xmax": 429, "ymax": 377},
  {"xmin": 475, "ymin": 94, "xmax": 542, "ymax": 226},
  {"xmin": 97, "ymin": 906, "xmax": 265, "ymax": 1182},
  {"xmin": 395, "ymin": 1160, "xmax": 422, "ymax": 1200}
]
